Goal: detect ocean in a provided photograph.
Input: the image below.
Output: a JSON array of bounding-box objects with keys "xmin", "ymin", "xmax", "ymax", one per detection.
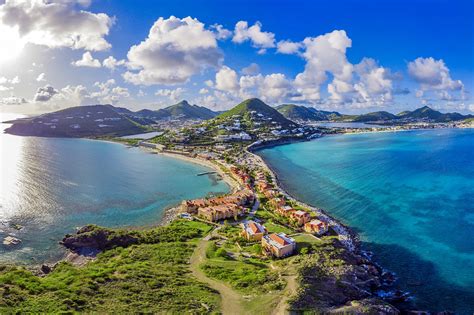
[
  {"xmin": 258, "ymin": 128, "xmax": 474, "ymax": 313},
  {"xmin": 0, "ymin": 113, "xmax": 229, "ymax": 264}
]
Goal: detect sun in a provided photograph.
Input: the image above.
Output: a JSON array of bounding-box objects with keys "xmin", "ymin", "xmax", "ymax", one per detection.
[{"xmin": 0, "ymin": 25, "xmax": 25, "ymax": 63}]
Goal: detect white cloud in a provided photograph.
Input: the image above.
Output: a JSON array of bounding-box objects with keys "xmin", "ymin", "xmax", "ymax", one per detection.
[
  {"xmin": 199, "ymin": 88, "xmax": 209, "ymax": 94},
  {"xmin": 0, "ymin": 75, "xmax": 20, "ymax": 85},
  {"xmin": 352, "ymin": 58, "xmax": 393, "ymax": 105},
  {"xmin": 0, "ymin": 96, "xmax": 27, "ymax": 105},
  {"xmin": 36, "ymin": 72, "xmax": 46, "ymax": 82},
  {"xmin": 34, "ymin": 85, "xmax": 58, "ymax": 102},
  {"xmin": 72, "ymin": 52, "xmax": 101, "ymax": 67},
  {"xmin": 0, "ymin": 0, "xmax": 113, "ymax": 51},
  {"xmin": 211, "ymin": 24, "xmax": 232, "ymax": 40},
  {"xmin": 215, "ymin": 66, "xmax": 239, "ymax": 92},
  {"xmin": 155, "ymin": 87, "xmax": 185, "ymax": 102},
  {"xmin": 408, "ymin": 57, "xmax": 464, "ymax": 101},
  {"xmin": 123, "ymin": 16, "xmax": 222, "ymax": 85},
  {"xmin": 259, "ymin": 73, "xmax": 292, "ymax": 103},
  {"xmin": 232, "ymin": 21, "xmax": 275, "ymax": 50},
  {"xmin": 103, "ymin": 55, "xmax": 126, "ymax": 70},
  {"xmin": 90, "ymin": 79, "xmax": 130, "ymax": 104},
  {"xmin": 241, "ymin": 63, "xmax": 260, "ymax": 76},
  {"xmin": 0, "ymin": 85, "xmax": 13, "ymax": 92},
  {"xmin": 276, "ymin": 40, "xmax": 302, "ymax": 55}
]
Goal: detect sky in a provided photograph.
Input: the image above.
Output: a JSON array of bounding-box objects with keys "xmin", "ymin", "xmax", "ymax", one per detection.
[{"xmin": 0, "ymin": 0, "xmax": 473, "ymax": 115}]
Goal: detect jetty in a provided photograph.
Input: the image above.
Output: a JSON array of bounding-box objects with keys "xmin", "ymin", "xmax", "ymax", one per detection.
[{"xmin": 196, "ymin": 171, "xmax": 216, "ymax": 176}]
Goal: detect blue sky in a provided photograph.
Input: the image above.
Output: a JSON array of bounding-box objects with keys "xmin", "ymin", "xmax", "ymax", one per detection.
[{"xmin": 0, "ymin": 0, "xmax": 472, "ymax": 114}]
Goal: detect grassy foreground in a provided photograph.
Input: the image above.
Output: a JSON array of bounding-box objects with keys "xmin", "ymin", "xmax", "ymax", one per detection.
[{"xmin": 0, "ymin": 220, "xmax": 220, "ymax": 313}]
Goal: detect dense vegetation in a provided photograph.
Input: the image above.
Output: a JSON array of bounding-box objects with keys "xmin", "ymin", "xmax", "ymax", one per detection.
[{"xmin": 0, "ymin": 220, "xmax": 221, "ymax": 313}]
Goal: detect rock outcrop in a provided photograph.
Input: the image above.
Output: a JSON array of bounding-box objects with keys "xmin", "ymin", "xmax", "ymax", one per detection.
[{"xmin": 60, "ymin": 225, "xmax": 138, "ymax": 252}]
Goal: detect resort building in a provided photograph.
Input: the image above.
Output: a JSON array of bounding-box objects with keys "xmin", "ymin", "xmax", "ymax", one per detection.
[
  {"xmin": 198, "ymin": 203, "xmax": 243, "ymax": 222},
  {"xmin": 277, "ymin": 205, "xmax": 295, "ymax": 217},
  {"xmin": 270, "ymin": 198, "xmax": 286, "ymax": 208},
  {"xmin": 263, "ymin": 189, "xmax": 279, "ymax": 199},
  {"xmin": 291, "ymin": 210, "xmax": 311, "ymax": 226},
  {"xmin": 262, "ymin": 233, "xmax": 296, "ymax": 258},
  {"xmin": 181, "ymin": 199, "xmax": 208, "ymax": 214},
  {"xmin": 304, "ymin": 219, "xmax": 329, "ymax": 235},
  {"xmin": 255, "ymin": 180, "xmax": 271, "ymax": 192},
  {"xmin": 241, "ymin": 220, "xmax": 267, "ymax": 241}
]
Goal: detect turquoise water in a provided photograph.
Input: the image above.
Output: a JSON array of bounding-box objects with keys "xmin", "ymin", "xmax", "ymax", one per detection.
[
  {"xmin": 258, "ymin": 129, "xmax": 474, "ymax": 313},
  {"xmin": 0, "ymin": 114, "xmax": 229, "ymax": 264}
]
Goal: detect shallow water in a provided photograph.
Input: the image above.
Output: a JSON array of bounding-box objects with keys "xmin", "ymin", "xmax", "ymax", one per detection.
[
  {"xmin": 0, "ymin": 113, "xmax": 229, "ymax": 264},
  {"xmin": 258, "ymin": 129, "xmax": 474, "ymax": 313}
]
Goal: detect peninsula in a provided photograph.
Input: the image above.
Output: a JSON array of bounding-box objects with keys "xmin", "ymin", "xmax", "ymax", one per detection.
[{"xmin": 0, "ymin": 98, "xmax": 421, "ymax": 313}]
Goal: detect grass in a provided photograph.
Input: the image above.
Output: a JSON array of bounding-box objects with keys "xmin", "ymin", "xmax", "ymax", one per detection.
[
  {"xmin": 0, "ymin": 220, "xmax": 220, "ymax": 314},
  {"xmin": 200, "ymin": 254, "xmax": 285, "ymax": 294},
  {"xmin": 265, "ymin": 221, "xmax": 294, "ymax": 235}
]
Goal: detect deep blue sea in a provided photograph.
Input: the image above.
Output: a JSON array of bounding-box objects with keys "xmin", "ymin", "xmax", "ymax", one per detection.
[
  {"xmin": 258, "ymin": 129, "xmax": 474, "ymax": 313},
  {"xmin": 0, "ymin": 114, "xmax": 229, "ymax": 264}
]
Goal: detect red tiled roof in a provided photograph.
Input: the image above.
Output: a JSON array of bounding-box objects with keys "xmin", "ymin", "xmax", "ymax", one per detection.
[{"xmin": 269, "ymin": 233, "xmax": 288, "ymax": 246}]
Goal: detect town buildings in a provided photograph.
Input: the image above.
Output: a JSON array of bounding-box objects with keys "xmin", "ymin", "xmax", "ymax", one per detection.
[
  {"xmin": 262, "ymin": 233, "xmax": 296, "ymax": 258},
  {"xmin": 304, "ymin": 219, "xmax": 329, "ymax": 235},
  {"xmin": 241, "ymin": 220, "xmax": 267, "ymax": 241}
]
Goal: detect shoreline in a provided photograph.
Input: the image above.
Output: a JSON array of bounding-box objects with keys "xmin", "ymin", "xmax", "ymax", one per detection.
[{"xmin": 247, "ymin": 141, "xmax": 358, "ymax": 251}]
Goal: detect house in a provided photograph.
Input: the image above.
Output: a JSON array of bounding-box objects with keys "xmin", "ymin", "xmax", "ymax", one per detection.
[
  {"xmin": 291, "ymin": 210, "xmax": 311, "ymax": 226},
  {"xmin": 198, "ymin": 203, "xmax": 243, "ymax": 222},
  {"xmin": 262, "ymin": 233, "xmax": 296, "ymax": 258},
  {"xmin": 241, "ymin": 220, "xmax": 267, "ymax": 241},
  {"xmin": 256, "ymin": 180, "xmax": 271, "ymax": 192},
  {"xmin": 263, "ymin": 189, "xmax": 278, "ymax": 199},
  {"xmin": 304, "ymin": 219, "xmax": 329, "ymax": 235},
  {"xmin": 181, "ymin": 199, "xmax": 209, "ymax": 213},
  {"xmin": 277, "ymin": 205, "xmax": 295, "ymax": 217},
  {"xmin": 270, "ymin": 198, "xmax": 286, "ymax": 208}
]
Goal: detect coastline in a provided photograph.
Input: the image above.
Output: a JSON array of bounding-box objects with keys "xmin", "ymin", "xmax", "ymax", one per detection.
[
  {"xmin": 247, "ymin": 141, "xmax": 357, "ymax": 251},
  {"xmin": 151, "ymin": 150, "xmax": 241, "ymax": 226}
]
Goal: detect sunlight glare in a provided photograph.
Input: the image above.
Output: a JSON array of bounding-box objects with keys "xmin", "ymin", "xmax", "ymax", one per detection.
[{"xmin": 0, "ymin": 25, "xmax": 25, "ymax": 63}]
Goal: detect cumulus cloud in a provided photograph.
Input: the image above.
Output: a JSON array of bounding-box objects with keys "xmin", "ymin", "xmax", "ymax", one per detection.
[
  {"xmin": 36, "ymin": 72, "xmax": 46, "ymax": 82},
  {"xmin": 211, "ymin": 24, "xmax": 232, "ymax": 40},
  {"xmin": 0, "ymin": 75, "xmax": 20, "ymax": 85},
  {"xmin": 241, "ymin": 63, "xmax": 260, "ymax": 75},
  {"xmin": 0, "ymin": 96, "xmax": 27, "ymax": 105},
  {"xmin": 102, "ymin": 55, "xmax": 126, "ymax": 70},
  {"xmin": 408, "ymin": 57, "xmax": 464, "ymax": 101},
  {"xmin": 155, "ymin": 87, "xmax": 185, "ymax": 102},
  {"xmin": 276, "ymin": 40, "xmax": 302, "ymax": 55},
  {"xmin": 72, "ymin": 51, "xmax": 101, "ymax": 67},
  {"xmin": 353, "ymin": 58, "xmax": 393, "ymax": 105},
  {"xmin": 34, "ymin": 85, "xmax": 58, "ymax": 102},
  {"xmin": 215, "ymin": 66, "xmax": 239, "ymax": 92},
  {"xmin": 232, "ymin": 21, "xmax": 275, "ymax": 52},
  {"xmin": 90, "ymin": 79, "xmax": 130, "ymax": 104},
  {"xmin": 123, "ymin": 16, "xmax": 222, "ymax": 85},
  {"xmin": 0, "ymin": 0, "xmax": 113, "ymax": 51}
]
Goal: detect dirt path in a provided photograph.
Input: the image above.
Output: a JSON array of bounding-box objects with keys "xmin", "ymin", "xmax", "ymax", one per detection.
[
  {"xmin": 271, "ymin": 275, "xmax": 297, "ymax": 315},
  {"xmin": 189, "ymin": 238, "xmax": 244, "ymax": 315}
]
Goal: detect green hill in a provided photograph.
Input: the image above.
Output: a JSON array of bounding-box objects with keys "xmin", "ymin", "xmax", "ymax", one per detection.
[
  {"xmin": 335, "ymin": 106, "xmax": 472, "ymax": 123},
  {"xmin": 351, "ymin": 111, "xmax": 397, "ymax": 122},
  {"xmin": 5, "ymin": 105, "xmax": 147, "ymax": 137},
  {"xmin": 136, "ymin": 100, "xmax": 218, "ymax": 120},
  {"xmin": 396, "ymin": 106, "xmax": 469, "ymax": 122},
  {"xmin": 218, "ymin": 98, "xmax": 296, "ymax": 128},
  {"xmin": 276, "ymin": 104, "xmax": 341, "ymax": 121}
]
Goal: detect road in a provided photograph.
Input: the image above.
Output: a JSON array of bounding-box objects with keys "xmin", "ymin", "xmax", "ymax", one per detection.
[{"xmin": 189, "ymin": 237, "xmax": 244, "ymax": 315}]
